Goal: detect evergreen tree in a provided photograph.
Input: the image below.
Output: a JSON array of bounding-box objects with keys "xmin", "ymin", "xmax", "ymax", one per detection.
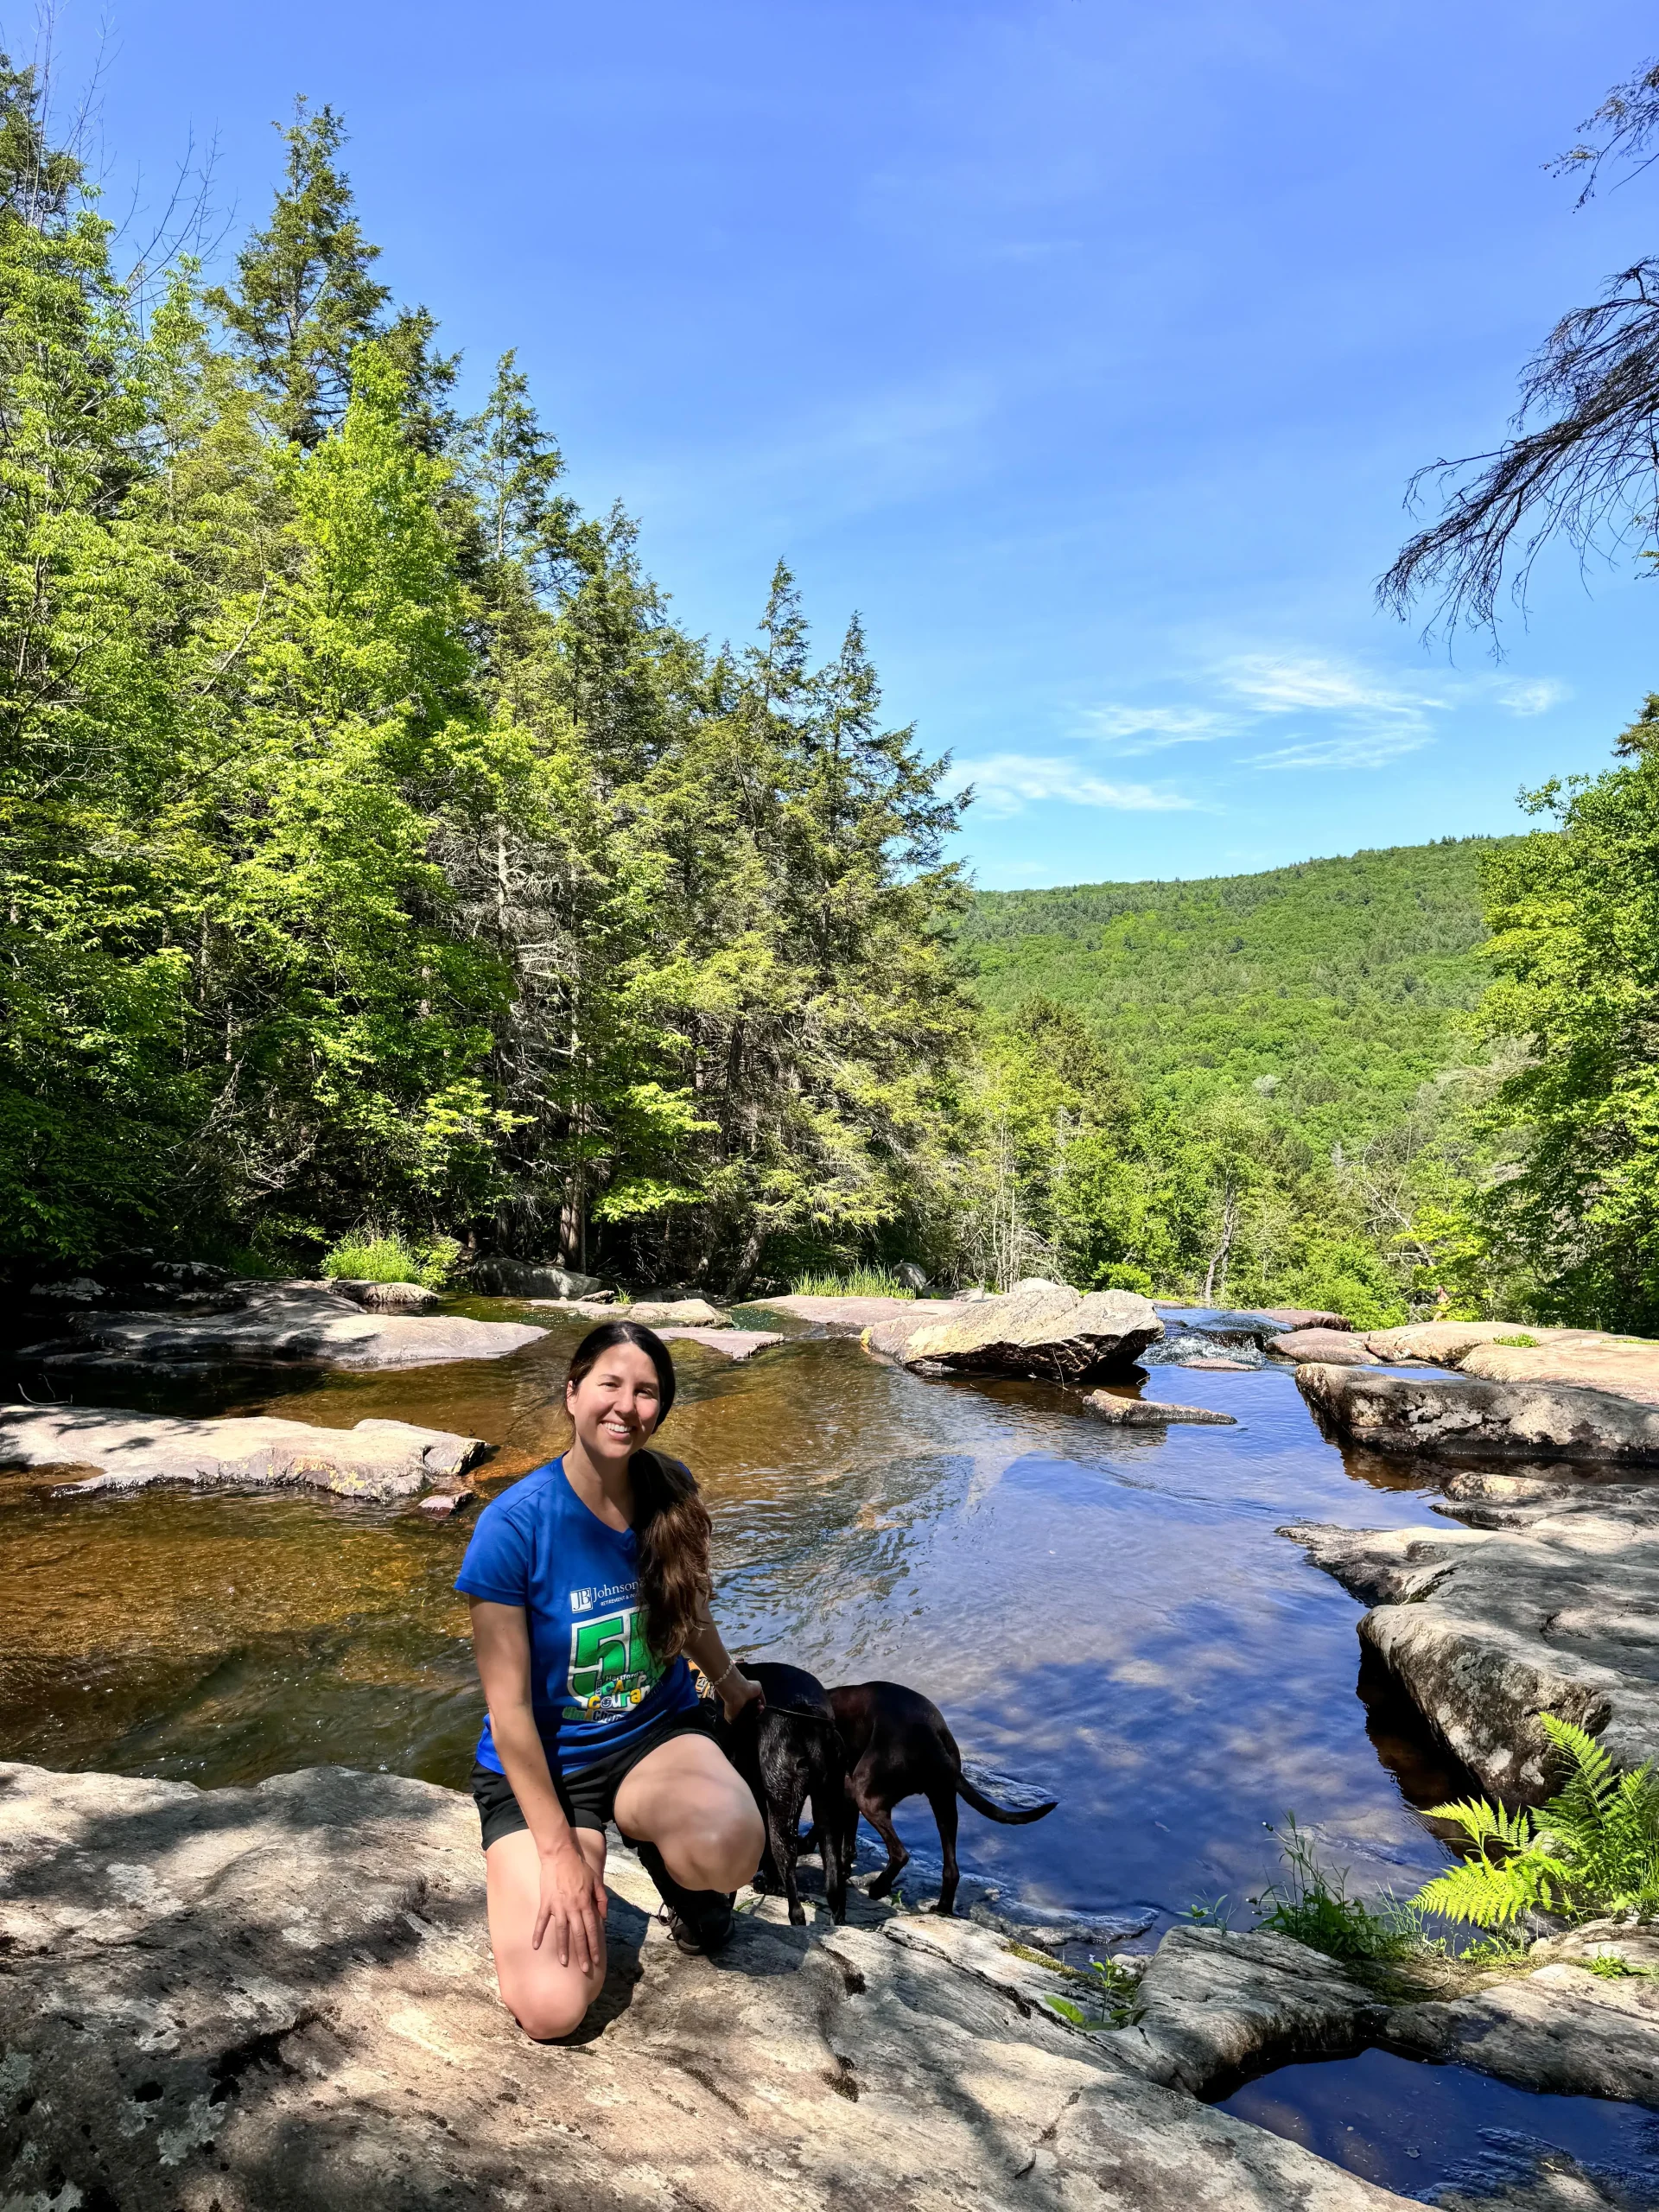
[{"xmin": 205, "ymin": 99, "xmax": 389, "ymax": 448}]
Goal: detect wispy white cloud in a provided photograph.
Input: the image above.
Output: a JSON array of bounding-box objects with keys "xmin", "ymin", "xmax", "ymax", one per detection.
[
  {"xmin": 1082, "ymin": 703, "xmax": 1235, "ymax": 752},
  {"xmin": 957, "ymin": 753, "xmax": 1196, "ymax": 818},
  {"xmin": 1495, "ymin": 677, "xmax": 1569, "ymax": 717},
  {"xmin": 1220, "ymin": 653, "xmax": 1446, "ymax": 722},
  {"xmin": 1249, "ymin": 730, "xmax": 1434, "ymax": 772}
]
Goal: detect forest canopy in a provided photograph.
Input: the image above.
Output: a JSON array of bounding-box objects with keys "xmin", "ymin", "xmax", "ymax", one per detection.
[{"xmin": 0, "ymin": 70, "xmax": 976, "ymax": 1294}]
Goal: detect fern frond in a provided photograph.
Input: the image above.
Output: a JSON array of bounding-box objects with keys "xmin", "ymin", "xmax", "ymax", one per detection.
[
  {"xmin": 1425, "ymin": 1796, "xmax": 1534, "ymax": 1850},
  {"xmin": 1538, "ymin": 1713, "xmax": 1618, "ymax": 1826},
  {"xmin": 1414, "ymin": 1850, "xmax": 1567, "ymax": 1928}
]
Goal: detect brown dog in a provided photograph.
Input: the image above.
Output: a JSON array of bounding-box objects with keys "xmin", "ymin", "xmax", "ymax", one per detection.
[{"xmin": 826, "ymin": 1680, "xmax": 1057, "ymax": 1916}]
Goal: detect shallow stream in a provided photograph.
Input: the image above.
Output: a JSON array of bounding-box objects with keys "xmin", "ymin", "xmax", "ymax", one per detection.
[{"xmin": 2, "ymin": 1297, "xmax": 1469, "ymax": 1931}]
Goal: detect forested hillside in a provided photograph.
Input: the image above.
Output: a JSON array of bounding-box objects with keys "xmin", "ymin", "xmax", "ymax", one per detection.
[
  {"xmin": 12, "ymin": 45, "xmax": 1659, "ymax": 1333},
  {"xmin": 962, "ymin": 839, "xmax": 1502, "ymax": 1150}
]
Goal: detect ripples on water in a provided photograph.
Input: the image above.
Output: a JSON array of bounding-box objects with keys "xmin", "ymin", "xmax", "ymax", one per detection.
[{"xmin": 0, "ymin": 1302, "xmax": 1471, "ymax": 1934}]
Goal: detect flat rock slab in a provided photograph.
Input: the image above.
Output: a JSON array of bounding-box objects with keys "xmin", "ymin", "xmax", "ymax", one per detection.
[
  {"xmin": 1263, "ymin": 1308, "xmax": 1352, "ymax": 1332},
  {"xmin": 1083, "ymin": 1391, "xmax": 1237, "ymax": 1427},
  {"xmin": 1283, "ymin": 1484, "xmax": 1659, "ymax": 1793},
  {"xmin": 1103, "ymin": 1926, "xmax": 1384, "ymax": 2096},
  {"xmin": 901, "ymin": 1278, "xmax": 1162, "ymax": 1382},
  {"xmin": 0, "ymin": 1760, "xmax": 1425, "ymax": 2212},
  {"xmin": 21, "ymin": 1280, "xmax": 545, "ymax": 1372},
  {"xmin": 0, "ymin": 1405, "xmax": 486, "ymax": 1502},
  {"xmin": 1298, "ymin": 1363, "xmax": 1659, "ymax": 1463},
  {"xmin": 653, "ymin": 1325, "xmax": 785, "ymax": 1360},
  {"xmin": 1367, "ymin": 1321, "xmax": 1659, "ymax": 1411},
  {"xmin": 1268, "ymin": 1327, "xmax": 1383, "ymax": 1365}
]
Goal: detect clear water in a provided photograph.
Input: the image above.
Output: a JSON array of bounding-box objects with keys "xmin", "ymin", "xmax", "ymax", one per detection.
[
  {"xmin": 1221, "ymin": 2047, "xmax": 1659, "ymax": 2201},
  {"xmin": 0, "ymin": 1299, "xmax": 1471, "ymax": 1935}
]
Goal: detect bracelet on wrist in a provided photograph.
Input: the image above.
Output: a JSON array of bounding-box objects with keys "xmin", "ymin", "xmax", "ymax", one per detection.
[{"xmin": 708, "ymin": 1657, "xmax": 740, "ymax": 1694}]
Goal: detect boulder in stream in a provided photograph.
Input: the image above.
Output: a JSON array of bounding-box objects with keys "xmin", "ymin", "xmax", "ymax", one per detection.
[
  {"xmin": 470, "ymin": 1256, "xmax": 608, "ymax": 1299},
  {"xmin": 328, "ymin": 1277, "xmax": 440, "ymax": 1313},
  {"xmin": 899, "ymin": 1278, "xmax": 1162, "ymax": 1382},
  {"xmin": 20, "ymin": 1279, "xmax": 545, "ymax": 1372},
  {"xmin": 0, "ymin": 1404, "xmax": 486, "ymax": 1502},
  {"xmin": 1267, "ymin": 1327, "xmax": 1382, "ymax": 1366},
  {"xmin": 1083, "ymin": 1391, "xmax": 1237, "ymax": 1427}
]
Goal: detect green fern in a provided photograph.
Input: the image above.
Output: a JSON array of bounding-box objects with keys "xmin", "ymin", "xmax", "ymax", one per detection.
[{"xmin": 1412, "ymin": 1713, "xmax": 1659, "ymax": 1929}]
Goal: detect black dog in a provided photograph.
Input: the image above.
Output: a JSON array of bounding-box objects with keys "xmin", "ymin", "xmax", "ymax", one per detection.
[
  {"xmin": 827, "ymin": 1680, "xmax": 1058, "ymax": 1916},
  {"xmin": 716, "ymin": 1661, "xmax": 852, "ymax": 1925}
]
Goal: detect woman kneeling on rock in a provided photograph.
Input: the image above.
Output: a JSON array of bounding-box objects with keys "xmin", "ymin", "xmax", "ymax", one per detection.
[{"xmin": 457, "ymin": 1319, "xmax": 765, "ymax": 2039}]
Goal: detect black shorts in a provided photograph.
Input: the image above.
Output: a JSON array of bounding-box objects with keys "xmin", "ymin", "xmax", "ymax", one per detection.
[{"xmin": 471, "ymin": 1701, "xmax": 718, "ymax": 1851}]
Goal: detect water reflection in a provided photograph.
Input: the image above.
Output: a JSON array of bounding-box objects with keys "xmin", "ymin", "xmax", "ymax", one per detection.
[{"xmin": 0, "ymin": 1304, "xmax": 1468, "ymax": 1934}]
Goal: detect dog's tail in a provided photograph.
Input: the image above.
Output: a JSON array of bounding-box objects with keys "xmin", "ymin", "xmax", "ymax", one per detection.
[{"xmin": 953, "ymin": 1767, "xmax": 1058, "ymax": 1825}]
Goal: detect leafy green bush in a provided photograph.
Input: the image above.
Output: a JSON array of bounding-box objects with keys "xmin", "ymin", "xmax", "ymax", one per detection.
[
  {"xmin": 789, "ymin": 1268, "xmax": 918, "ymax": 1299},
  {"xmin": 321, "ymin": 1230, "xmax": 461, "ymax": 1289},
  {"xmin": 1412, "ymin": 1715, "xmax": 1659, "ymax": 1928}
]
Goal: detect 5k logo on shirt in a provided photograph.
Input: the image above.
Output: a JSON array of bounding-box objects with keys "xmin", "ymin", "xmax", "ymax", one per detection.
[{"xmin": 564, "ymin": 1605, "xmax": 663, "ymax": 1718}]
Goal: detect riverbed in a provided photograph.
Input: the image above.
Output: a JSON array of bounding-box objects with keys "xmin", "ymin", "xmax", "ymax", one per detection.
[{"xmin": 0, "ymin": 1298, "xmax": 1471, "ymax": 1936}]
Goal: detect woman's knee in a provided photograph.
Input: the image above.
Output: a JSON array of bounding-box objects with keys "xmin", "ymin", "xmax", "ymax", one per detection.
[
  {"xmin": 673, "ymin": 1795, "xmax": 765, "ymax": 1888},
  {"xmin": 504, "ymin": 1974, "xmax": 597, "ymax": 2042}
]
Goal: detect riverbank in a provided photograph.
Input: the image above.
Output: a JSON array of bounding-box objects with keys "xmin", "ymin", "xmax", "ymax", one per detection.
[{"xmin": 4, "ymin": 1758, "xmax": 1654, "ymax": 2211}]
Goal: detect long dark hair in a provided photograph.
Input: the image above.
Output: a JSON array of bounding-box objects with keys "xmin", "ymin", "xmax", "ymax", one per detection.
[{"xmin": 566, "ymin": 1320, "xmax": 710, "ymax": 1661}]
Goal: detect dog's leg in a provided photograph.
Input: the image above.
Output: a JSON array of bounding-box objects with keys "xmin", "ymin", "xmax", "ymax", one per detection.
[
  {"xmin": 766, "ymin": 1789, "xmax": 807, "ymax": 1925},
  {"xmin": 926, "ymin": 1783, "xmax": 960, "ymax": 1916},
  {"xmin": 818, "ymin": 1777, "xmax": 849, "ymax": 1924},
  {"xmin": 857, "ymin": 1794, "xmax": 909, "ymax": 1899}
]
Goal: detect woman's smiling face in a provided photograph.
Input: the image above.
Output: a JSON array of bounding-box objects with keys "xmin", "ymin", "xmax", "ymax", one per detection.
[{"xmin": 565, "ymin": 1340, "xmax": 664, "ymax": 1464}]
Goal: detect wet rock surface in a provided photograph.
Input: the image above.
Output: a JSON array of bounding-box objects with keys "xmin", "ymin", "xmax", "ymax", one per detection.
[
  {"xmin": 652, "ymin": 1325, "xmax": 785, "ymax": 1359},
  {"xmin": 1298, "ymin": 1363, "xmax": 1659, "ymax": 1464},
  {"xmin": 0, "ymin": 1405, "xmax": 486, "ymax": 1501},
  {"xmin": 19, "ymin": 1280, "xmax": 546, "ymax": 1373},
  {"xmin": 1082, "ymin": 1391, "xmax": 1237, "ymax": 1426},
  {"xmin": 1284, "ymin": 1467, "xmax": 1659, "ymax": 1794},
  {"xmin": 900, "ymin": 1278, "xmax": 1163, "ymax": 1382},
  {"xmin": 0, "ymin": 1760, "xmax": 1432, "ymax": 2212}
]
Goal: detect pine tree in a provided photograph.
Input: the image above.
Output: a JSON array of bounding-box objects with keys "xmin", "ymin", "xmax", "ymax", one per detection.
[{"xmin": 205, "ymin": 99, "xmax": 390, "ymax": 448}]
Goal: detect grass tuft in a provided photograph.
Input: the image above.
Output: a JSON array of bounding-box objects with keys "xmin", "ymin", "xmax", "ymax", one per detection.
[
  {"xmin": 321, "ymin": 1230, "xmax": 461, "ymax": 1289},
  {"xmin": 790, "ymin": 1268, "xmax": 918, "ymax": 1299}
]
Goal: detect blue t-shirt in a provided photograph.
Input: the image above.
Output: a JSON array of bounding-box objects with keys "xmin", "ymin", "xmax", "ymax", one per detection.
[{"xmin": 454, "ymin": 1455, "xmax": 697, "ymax": 1777}]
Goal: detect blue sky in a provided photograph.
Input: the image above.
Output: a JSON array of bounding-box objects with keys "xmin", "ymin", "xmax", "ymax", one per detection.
[{"xmin": 39, "ymin": 0, "xmax": 1659, "ymax": 886}]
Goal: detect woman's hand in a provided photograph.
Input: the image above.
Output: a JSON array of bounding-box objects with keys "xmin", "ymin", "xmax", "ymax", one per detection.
[
  {"xmin": 720, "ymin": 1669, "xmax": 765, "ymax": 1726},
  {"xmin": 534, "ymin": 1838, "xmax": 607, "ymax": 1974}
]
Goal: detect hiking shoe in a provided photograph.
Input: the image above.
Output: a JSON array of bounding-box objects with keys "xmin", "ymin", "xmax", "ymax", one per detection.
[
  {"xmin": 631, "ymin": 1838, "xmax": 735, "ymax": 1955},
  {"xmin": 664, "ymin": 1896, "xmax": 734, "ymax": 1955}
]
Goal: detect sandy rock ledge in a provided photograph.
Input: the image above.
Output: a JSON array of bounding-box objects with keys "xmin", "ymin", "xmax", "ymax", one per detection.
[
  {"xmin": 20, "ymin": 1281, "xmax": 545, "ymax": 1374},
  {"xmin": 1284, "ymin": 1464, "xmax": 1659, "ymax": 1794},
  {"xmin": 0, "ymin": 1405, "xmax": 487, "ymax": 1502}
]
